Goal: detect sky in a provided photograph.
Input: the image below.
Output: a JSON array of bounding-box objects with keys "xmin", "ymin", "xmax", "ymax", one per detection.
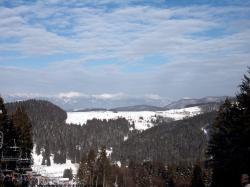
[{"xmin": 0, "ymin": 0, "xmax": 250, "ymax": 103}]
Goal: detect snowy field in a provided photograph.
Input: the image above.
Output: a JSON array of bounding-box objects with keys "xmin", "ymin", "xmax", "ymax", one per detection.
[
  {"xmin": 66, "ymin": 106, "xmax": 201, "ymax": 130},
  {"xmin": 31, "ymin": 147, "xmax": 113, "ymax": 178},
  {"xmin": 32, "ymin": 146, "xmax": 79, "ymax": 178}
]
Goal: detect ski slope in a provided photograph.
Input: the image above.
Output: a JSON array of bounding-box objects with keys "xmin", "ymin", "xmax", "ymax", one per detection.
[
  {"xmin": 66, "ymin": 106, "xmax": 201, "ymax": 130},
  {"xmin": 32, "ymin": 146, "xmax": 79, "ymax": 178},
  {"xmin": 31, "ymin": 146, "xmax": 112, "ymax": 179}
]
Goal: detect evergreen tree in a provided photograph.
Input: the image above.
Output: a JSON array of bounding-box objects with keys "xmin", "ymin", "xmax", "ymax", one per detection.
[
  {"xmin": 207, "ymin": 68, "xmax": 250, "ymax": 187},
  {"xmin": 0, "ymin": 97, "xmax": 19, "ymax": 155},
  {"xmin": 42, "ymin": 140, "xmax": 51, "ymax": 166},
  {"xmin": 87, "ymin": 149, "xmax": 96, "ymax": 186},
  {"xmin": 96, "ymin": 147, "xmax": 112, "ymax": 187},
  {"xmin": 12, "ymin": 107, "xmax": 33, "ymax": 158},
  {"xmin": 190, "ymin": 165, "xmax": 205, "ymax": 187},
  {"xmin": 77, "ymin": 149, "xmax": 97, "ymax": 185},
  {"xmin": 77, "ymin": 154, "xmax": 88, "ymax": 184},
  {"xmin": 63, "ymin": 168, "xmax": 73, "ymax": 180}
]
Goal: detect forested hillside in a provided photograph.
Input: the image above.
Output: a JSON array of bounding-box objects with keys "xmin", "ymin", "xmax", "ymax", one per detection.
[
  {"xmin": 113, "ymin": 112, "xmax": 216, "ymax": 165},
  {"xmin": 6, "ymin": 99, "xmax": 217, "ymax": 167},
  {"xmin": 6, "ymin": 100, "xmax": 133, "ymax": 164}
]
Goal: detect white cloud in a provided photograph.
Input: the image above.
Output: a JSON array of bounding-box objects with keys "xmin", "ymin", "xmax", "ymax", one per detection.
[
  {"xmin": 92, "ymin": 93, "xmax": 126, "ymax": 100},
  {"xmin": 58, "ymin": 91, "xmax": 86, "ymax": 99},
  {"xmin": 0, "ymin": 2, "xmax": 249, "ymax": 100},
  {"xmin": 0, "ymin": 3, "xmax": 249, "ymax": 59}
]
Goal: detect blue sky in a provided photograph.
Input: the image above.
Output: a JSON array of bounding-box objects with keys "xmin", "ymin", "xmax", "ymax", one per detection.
[{"xmin": 0, "ymin": 0, "xmax": 250, "ymax": 103}]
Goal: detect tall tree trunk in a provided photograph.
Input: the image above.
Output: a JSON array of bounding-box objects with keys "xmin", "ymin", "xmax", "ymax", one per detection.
[
  {"xmin": 103, "ymin": 170, "xmax": 105, "ymax": 187},
  {"xmin": 96, "ymin": 176, "xmax": 98, "ymax": 187}
]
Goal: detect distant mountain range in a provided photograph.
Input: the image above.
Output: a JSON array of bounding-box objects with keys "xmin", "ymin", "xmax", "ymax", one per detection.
[
  {"xmin": 2, "ymin": 94, "xmax": 229, "ymax": 111},
  {"xmin": 164, "ymin": 96, "xmax": 229, "ymax": 109},
  {"xmin": 111, "ymin": 105, "xmax": 165, "ymax": 111},
  {"xmin": 73, "ymin": 96, "xmax": 228, "ymax": 112},
  {"xmin": 2, "ymin": 94, "xmax": 170, "ymax": 111}
]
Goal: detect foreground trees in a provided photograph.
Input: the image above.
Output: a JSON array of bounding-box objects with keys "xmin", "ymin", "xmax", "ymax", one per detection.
[
  {"xmin": 77, "ymin": 149, "xmax": 210, "ymax": 187},
  {"xmin": 77, "ymin": 147, "xmax": 112, "ymax": 186},
  {"xmin": 0, "ymin": 97, "xmax": 18, "ymax": 152},
  {"xmin": 207, "ymin": 68, "xmax": 250, "ymax": 187},
  {"xmin": 0, "ymin": 97, "xmax": 33, "ymax": 159},
  {"xmin": 12, "ymin": 107, "xmax": 33, "ymax": 158}
]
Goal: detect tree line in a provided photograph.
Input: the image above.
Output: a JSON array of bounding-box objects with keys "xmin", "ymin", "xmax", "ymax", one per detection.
[{"xmin": 77, "ymin": 147, "xmax": 208, "ymax": 187}]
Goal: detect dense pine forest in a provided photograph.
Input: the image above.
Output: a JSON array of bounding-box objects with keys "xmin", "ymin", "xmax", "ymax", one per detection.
[{"xmin": 113, "ymin": 112, "xmax": 216, "ymax": 165}]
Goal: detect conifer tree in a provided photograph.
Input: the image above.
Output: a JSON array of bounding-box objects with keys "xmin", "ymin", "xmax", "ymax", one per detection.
[
  {"xmin": 63, "ymin": 168, "xmax": 73, "ymax": 180},
  {"xmin": 190, "ymin": 165, "xmax": 205, "ymax": 187},
  {"xmin": 77, "ymin": 154, "xmax": 88, "ymax": 184},
  {"xmin": 12, "ymin": 107, "xmax": 33, "ymax": 158},
  {"xmin": 77, "ymin": 149, "xmax": 97, "ymax": 185},
  {"xmin": 42, "ymin": 140, "xmax": 51, "ymax": 166},
  {"xmin": 0, "ymin": 97, "xmax": 19, "ymax": 154},
  {"xmin": 96, "ymin": 147, "xmax": 111, "ymax": 187},
  {"xmin": 87, "ymin": 149, "xmax": 96, "ymax": 186},
  {"xmin": 207, "ymin": 68, "xmax": 250, "ymax": 187}
]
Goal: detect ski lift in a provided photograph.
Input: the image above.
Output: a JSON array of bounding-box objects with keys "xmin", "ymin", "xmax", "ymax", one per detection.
[
  {"xmin": 1, "ymin": 139, "xmax": 21, "ymax": 161},
  {"xmin": 9, "ymin": 139, "xmax": 19, "ymax": 151}
]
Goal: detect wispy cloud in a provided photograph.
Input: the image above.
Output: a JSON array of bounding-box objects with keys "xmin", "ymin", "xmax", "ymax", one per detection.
[
  {"xmin": 1, "ymin": 2, "xmax": 249, "ymax": 58},
  {"xmin": 92, "ymin": 93, "xmax": 126, "ymax": 100},
  {"xmin": 0, "ymin": 0, "xmax": 249, "ymax": 100},
  {"xmin": 58, "ymin": 91, "xmax": 86, "ymax": 99},
  {"xmin": 57, "ymin": 92, "xmax": 127, "ymax": 100}
]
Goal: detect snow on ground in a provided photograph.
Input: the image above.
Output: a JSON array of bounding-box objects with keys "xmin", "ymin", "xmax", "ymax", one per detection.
[
  {"xmin": 123, "ymin": 135, "xmax": 128, "ymax": 141},
  {"xmin": 66, "ymin": 106, "xmax": 201, "ymax": 130},
  {"xmin": 32, "ymin": 146, "xmax": 78, "ymax": 178},
  {"xmin": 201, "ymin": 127, "xmax": 208, "ymax": 135},
  {"xmin": 106, "ymin": 147, "xmax": 113, "ymax": 157}
]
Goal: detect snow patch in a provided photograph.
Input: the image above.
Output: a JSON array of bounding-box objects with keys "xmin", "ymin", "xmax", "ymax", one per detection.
[
  {"xmin": 106, "ymin": 147, "xmax": 113, "ymax": 157},
  {"xmin": 123, "ymin": 135, "xmax": 128, "ymax": 141},
  {"xmin": 115, "ymin": 161, "xmax": 121, "ymax": 167},
  {"xmin": 201, "ymin": 127, "xmax": 208, "ymax": 135},
  {"xmin": 32, "ymin": 146, "xmax": 78, "ymax": 178},
  {"xmin": 66, "ymin": 106, "xmax": 201, "ymax": 130}
]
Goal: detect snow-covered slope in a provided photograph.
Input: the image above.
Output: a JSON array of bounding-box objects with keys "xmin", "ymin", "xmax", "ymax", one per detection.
[
  {"xmin": 32, "ymin": 146, "xmax": 78, "ymax": 178},
  {"xmin": 66, "ymin": 106, "xmax": 201, "ymax": 130}
]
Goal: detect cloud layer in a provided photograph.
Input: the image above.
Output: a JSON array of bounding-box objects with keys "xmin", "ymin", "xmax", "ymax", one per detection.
[{"xmin": 0, "ymin": 0, "xmax": 249, "ymax": 101}]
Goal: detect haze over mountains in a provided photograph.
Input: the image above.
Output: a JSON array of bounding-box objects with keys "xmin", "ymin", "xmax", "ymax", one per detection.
[{"xmin": 2, "ymin": 94, "xmax": 227, "ymax": 111}]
